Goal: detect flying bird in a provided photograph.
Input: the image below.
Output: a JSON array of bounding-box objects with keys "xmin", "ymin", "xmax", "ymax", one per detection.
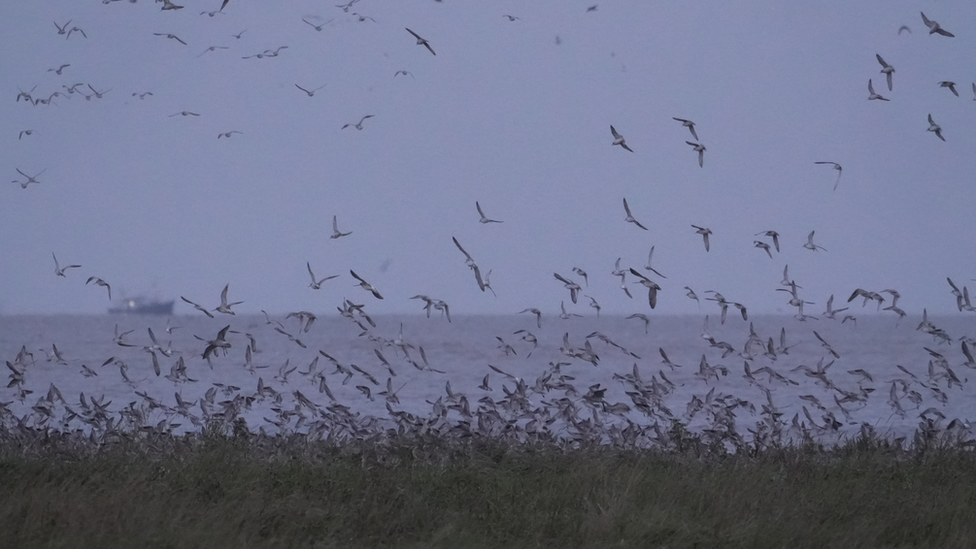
[
  {"xmin": 86, "ymin": 277, "xmax": 112, "ymax": 300},
  {"xmin": 295, "ymin": 83, "xmax": 326, "ymax": 97},
  {"xmin": 406, "ymin": 28, "xmax": 436, "ymax": 55},
  {"xmin": 876, "ymin": 54, "xmax": 895, "ymax": 91},
  {"xmin": 476, "ymin": 201, "xmax": 503, "ymax": 223},
  {"xmin": 394, "ymin": 70, "xmax": 414, "ymax": 78},
  {"xmin": 160, "ymin": 0, "xmax": 184, "ymax": 10},
  {"xmin": 215, "ymin": 284, "xmax": 244, "ymax": 314},
  {"xmin": 502, "ymin": 15, "xmax": 520, "ymax": 21},
  {"xmin": 342, "ymin": 115, "xmax": 374, "ymax": 130},
  {"xmin": 755, "ymin": 230, "xmax": 780, "ymax": 252},
  {"xmin": 927, "ymin": 114, "xmax": 945, "ymax": 142},
  {"xmin": 302, "ymin": 18, "xmax": 333, "ymax": 31},
  {"xmin": 867, "ymin": 79, "xmax": 889, "ymax": 101},
  {"xmin": 622, "ymin": 198, "xmax": 648, "ymax": 230},
  {"xmin": 692, "ymin": 225, "xmax": 712, "ymax": 252},
  {"xmin": 672, "ymin": 117, "xmax": 698, "ymax": 140},
  {"xmin": 217, "ymin": 131, "xmax": 242, "ymax": 139},
  {"xmin": 804, "ymin": 231, "xmax": 826, "ymax": 252},
  {"xmin": 938, "ymin": 81, "xmax": 959, "ymax": 97},
  {"xmin": 154, "ymin": 33, "xmax": 187, "ymax": 45},
  {"xmin": 610, "ymin": 125, "xmax": 633, "ymax": 152},
  {"xmin": 920, "ymin": 12, "xmax": 954, "ymax": 37},
  {"xmin": 814, "ymin": 161, "xmax": 842, "ymax": 191},
  {"xmin": 351, "ymin": 270, "xmax": 383, "ymax": 299},
  {"xmin": 307, "ymin": 263, "xmax": 338, "ymax": 289},
  {"xmin": 52, "ymin": 253, "xmax": 81, "ymax": 277},
  {"xmin": 331, "ymin": 215, "xmax": 352, "ymax": 239},
  {"xmin": 14, "ymin": 168, "xmax": 46, "ymax": 188},
  {"xmin": 629, "ymin": 268, "xmax": 661, "ymax": 310}
]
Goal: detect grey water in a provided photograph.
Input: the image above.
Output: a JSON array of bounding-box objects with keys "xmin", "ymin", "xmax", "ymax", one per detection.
[{"xmin": 1, "ymin": 312, "xmax": 974, "ymax": 444}]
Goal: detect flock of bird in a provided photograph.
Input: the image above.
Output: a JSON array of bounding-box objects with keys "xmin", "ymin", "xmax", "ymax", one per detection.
[{"xmin": 4, "ymin": 2, "xmax": 976, "ymax": 449}]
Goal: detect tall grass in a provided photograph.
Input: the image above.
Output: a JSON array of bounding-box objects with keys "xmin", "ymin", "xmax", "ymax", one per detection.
[{"xmin": 0, "ymin": 426, "xmax": 975, "ymax": 548}]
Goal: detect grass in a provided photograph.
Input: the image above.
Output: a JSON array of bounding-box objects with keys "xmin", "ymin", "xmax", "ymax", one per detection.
[{"xmin": 0, "ymin": 426, "xmax": 975, "ymax": 548}]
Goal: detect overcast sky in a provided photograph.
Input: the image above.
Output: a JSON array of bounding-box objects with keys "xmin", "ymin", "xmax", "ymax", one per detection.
[{"xmin": 2, "ymin": 0, "xmax": 974, "ymax": 316}]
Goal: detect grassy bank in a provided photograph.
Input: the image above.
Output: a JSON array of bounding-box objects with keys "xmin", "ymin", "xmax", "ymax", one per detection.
[{"xmin": 1, "ymin": 429, "xmax": 975, "ymax": 548}]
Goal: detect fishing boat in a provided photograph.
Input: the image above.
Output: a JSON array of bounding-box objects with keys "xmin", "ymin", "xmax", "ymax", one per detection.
[{"xmin": 108, "ymin": 296, "xmax": 175, "ymax": 315}]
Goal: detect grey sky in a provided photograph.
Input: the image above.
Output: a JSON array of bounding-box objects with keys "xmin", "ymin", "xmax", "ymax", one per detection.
[{"xmin": 2, "ymin": 1, "xmax": 974, "ymax": 316}]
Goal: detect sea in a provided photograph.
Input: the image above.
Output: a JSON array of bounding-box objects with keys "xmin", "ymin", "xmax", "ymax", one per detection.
[{"xmin": 1, "ymin": 312, "xmax": 974, "ymax": 446}]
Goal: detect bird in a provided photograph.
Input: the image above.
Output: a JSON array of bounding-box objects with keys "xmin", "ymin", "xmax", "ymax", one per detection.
[
  {"xmin": 938, "ymin": 81, "xmax": 959, "ymax": 97},
  {"xmin": 405, "ymin": 28, "xmax": 436, "ymax": 56},
  {"xmin": 295, "ymin": 84, "xmax": 326, "ymax": 97},
  {"xmin": 920, "ymin": 12, "xmax": 954, "ymax": 37},
  {"xmin": 867, "ymin": 79, "xmax": 889, "ymax": 101},
  {"xmin": 927, "ymin": 114, "xmax": 945, "ymax": 142},
  {"xmin": 48, "ymin": 64, "xmax": 70, "ymax": 75},
  {"xmin": 610, "ymin": 125, "xmax": 633, "ymax": 152},
  {"xmin": 672, "ymin": 117, "xmax": 699, "ymax": 140},
  {"xmin": 972, "ymin": 83, "xmax": 976, "ymax": 101},
  {"xmin": 160, "ymin": 0, "xmax": 184, "ymax": 10},
  {"xmin": 154, "ymin": 33, "xmax": 187, "ymax": 45},
  {"xmin": 692, "ymin": 225, "xmax": 712, "ymax": 252},
  {"xmin": 352, "ymin": 13, "xmax": 376, "ymax": 23},
  {"xmin": 217, "ymin": 131, "xmax": 242, "ymax": 139},
  {"xmin": 52, "ymin": 253, "xmax": 81, "ymax": 277},
  {"xmin": 453, "ymin": 237, "xmax": 486, "ymax": 292},
  {"xmin": 622, "ymin": 198, "xmax": 648, "ymax": 230},
  {"xmin": 876, "ymin": 54, "xmax": 895, "ymax": 91},
  {"xmin": 18, "ymin": 130, "xmax": 33, "ymax": 140},
  {"xmin": 351, "ymin": 270, "xmax": 383, "ymax": 299},
  {"xmin": 302, "ymin": 17, "xmax": 333, "ymax": 31},
  {"xmin": 198, "ymin": 46, "xmax": 229, "ymax": 57},
  {"xmin": 232, "ymin": 30, "xmax": 247, "ymax": 39},
  {"xmin": 54, "ymin": 20, "xmax": 71, "ymax": 36},
  {"xmin": 14, "ymin": 168, "xmax": 46, "ymax": 189},
  {"xmin": 629, "ymin": 268, "xmax": 661, "ymax": 310},
  {"xmin": 180, "ymin": 297, "xmax": 214, "ymax": 318},
  {"xmin": 394, "ymin": 70, "xmax": 414, "ymax": 78},
  {"xmin": 754, "ymin": 241, "xmax": 772, "ymax": 258},
  {"xmin": 644, "ymin": 246, "xmax": 666, "ymax": 279},
  {"xmin": 86, "ymin": 277, "xmax": 112, "ymax": 300},
  {"xmin": 572, "ymin": 267, "xmax": 589, "ymax": 286},
  {"xmin": 169, "ymin": 111, "xmax": 200, "ymax": 117},
  {"xmin": 554, "ymin": 273, "xmax": 581, "ymax": 304},
  {"xmin": 476, "ymin": 201, "xmax": 503, "ymax": 223},
  {"xmin": 67, "ymin": 26, "xmax": 87, "ymax": 39},
  {"xmin": 342, "ymin": 115, "xmax": 374, "ymax": 130},
  {"xmin": 331, "ymin": 215, "xmax": 352, "ymax": 239},
  {"xmin": 502, "ymin": 15, "xmax": 520, "ymax": 21},
  {"xmin": 814, "ymin": 161, "xmax": 842, "ymax": 191},
  {"xmin": 822, "ymin": 295, "xmax": 849, "ymax": 320},
  {"xmin": 898, "ymin": 25, "xmax": 911, "ymax": 35},
  {"xmin": 307, "ymin": 263, "xmax": 338, "ymax": 289},
  {"xmin": 519, "ymin": 308, "xmax": 542, "ymax": 329},
  {"xmin": 686, "ymin": 142, "xmax": 706, "ymax": 167},
  {"xmin": 215, "ymin": 284, "xmax": 244, "ymax": 314},
  {"xmin": 804, "ymin": 231, "xmax": 826, "ymax": 252},
  {"xmin": 685, "ymin": 286, "xmax": 700, "ymax": 307},
  {"xmin": 755, "ymin": 230, "xmax": 780, "ymax": 252}
]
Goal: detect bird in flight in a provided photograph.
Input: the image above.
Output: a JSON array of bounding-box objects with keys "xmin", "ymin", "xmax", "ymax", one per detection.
[
  {"xmin": 672, "ymin": 117, "xmax": 698, "ymax": 140},
  {"xmin": 476, "ymin": 201, "xmax": 503, "ymax": 223},
  {"xmin": 170, "ymin": 111, "xmax": 200, "ymax": 117},
  {"xmin": 876, "ymin": 54, "xmax": 895, "ymax": 91},
  {"xmin": 351, "ymin": 270, "xmax": 383, "ymax": 299},
  {"xmin": 938, "ymin": 81, "xmax": 959, "ymax": 97},
  {"xmin": 295, "ymin": 84, "xmax": 326, "ymax": 97},
  {"xmin": 302, "ymin": 18, "xmax": 333, "ymax": 31},
  {"xmin": 160, "ymin": 0, "xmax": 184, "ymax": 10},
  {"xmin": 342, "ymin": 115, "xmax": 374, "ymax": 130},
  {"xmin": 610, "ymin": 125, "xmax": 633, "ymax": 152},
  {"xmin": 52, "ymin": 253, "xmax": 81, "ymax": 277},
  {"xmin": 394, "ymin": 70, "xmax": 414, "ymax": 78},
  {"xmin": 14, "ymin": 168, "xmax": 46, "ymax": 188},
  {"xmin": 331, "ymin": 215, "xmax": 352, "ymax": 239},
  {"xmin": 307, "ymin": 263, "xmax": 338, "ymax": 289},
  {"xmin": 920, "ymin": 12, "xmax": 954, "ymax": 37},
  {"xmin": 198, "ymin": 46, "xmax": 229, "ymax": 57},
  {"xmin": 86, "ymin": 277, "xmax": 112, "ymax": 300},
  {"xmin": 154, "ymin": 33, "xmax": 187, "ymax": 45},
  {"xmin": 502, "ymin": 15, "xmax": 520, "ymax": 21},
  {"xmin": 217, "ymin": 131, "xmax": 242, "ymax": 139},
  {"xmin": 692, "ymin": 225, "xmax": 712, "ymax": 252},
  {"xmin": 755, "ymin": 230, "xmax": 780, "ymax": 252},
  {"xmin": 814, "ymin": 161, "xmax": 842, "ymax": 191},
  {"xmin": 406, "ymin": 28, "xmax": 436, "ymax": 56},
  {"xmin": 215, "ymin": 284, "xmax": 244, "ymax": 314},
  {"xmin": 804, "ymin": 231, "xmax": 827, "ymax": 252},
  {"xmin": 927, "ymin": 114, "xmax": 945, "ymax": 142},
  {"xmin": 622, "ymin": 198, "xmax": 648, "ymax": 230},
  {"xmin": 867, "ymin": 79, "xmax": 889, "ymax": 101},
  {"xmin": 48, "ymin": 64, "xmax": 70, "ymax": 75}
]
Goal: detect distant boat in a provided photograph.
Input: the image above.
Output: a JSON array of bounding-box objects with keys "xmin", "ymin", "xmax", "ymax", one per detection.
[{"xmin": 108, "ymin": 296, "xmax": 175, "ymax": 315}]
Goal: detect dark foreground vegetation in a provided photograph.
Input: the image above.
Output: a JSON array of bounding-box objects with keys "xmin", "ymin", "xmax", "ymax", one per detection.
[{"xmin": 1, "ymin": 424, "xmax": 975, "ymax": 549}]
